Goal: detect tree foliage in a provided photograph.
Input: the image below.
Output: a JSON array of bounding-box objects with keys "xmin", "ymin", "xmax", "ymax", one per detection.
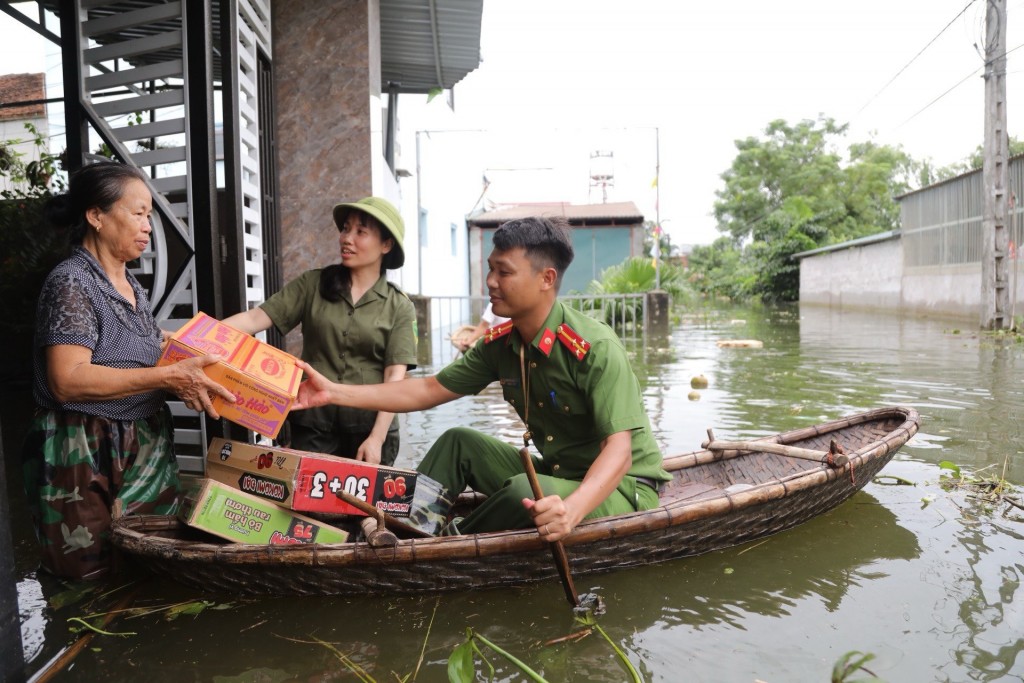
[
  {"xmin": 698, "ymin": 115, "xmax": 919, "ymax": 302},
  {"xmin": 0, "ymin": 123, "xmax": 67, "ymax": 382},
  {"xmin": 924, "ymin": 136, "xmax": 1024, "ymax": 183}
]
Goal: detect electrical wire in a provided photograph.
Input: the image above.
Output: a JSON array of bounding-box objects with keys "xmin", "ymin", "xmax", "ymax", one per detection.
[
  {"xmin": 897, "ymin": 40, "xmax": 1024, "ymax": 128},
  {"xmin": 856, "ymin": 0, "xmax": 979, "ymax": 115}
]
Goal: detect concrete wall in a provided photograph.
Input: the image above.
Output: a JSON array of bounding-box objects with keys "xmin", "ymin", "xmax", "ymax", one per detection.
[
  {"xmin": 800, "ymin": 238, "xmax": 1024, "ymax": 322},
  {"xmin": 799, "ymin": 237, "xmax": 903, "ymax": 311},
  {"xmin": 901, "ymin": 264, "xmax": 984, "ymax": 320}
]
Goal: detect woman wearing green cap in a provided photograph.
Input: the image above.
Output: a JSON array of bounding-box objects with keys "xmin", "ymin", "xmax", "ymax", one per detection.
[{"xmin": 222, "ymin": 196, "xmax": 417, "ymax": 465}]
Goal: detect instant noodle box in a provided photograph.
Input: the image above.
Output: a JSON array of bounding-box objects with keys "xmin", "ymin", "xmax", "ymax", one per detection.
[
  {"xmin": 178, "ymin": 478, "xmax": 349, "ymax": 545},
  {"xmin": 158, "ymin": 312, "xmax": 301, "ymax": 439},
  {"xmin": 204, "ymin": 438, "xmax": 419, "ymax": 518}
]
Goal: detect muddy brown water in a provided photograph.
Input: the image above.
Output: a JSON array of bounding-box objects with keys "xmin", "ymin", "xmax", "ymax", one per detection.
[{"xmin": 4, "ymin": 304, "xmax": 1023, "ymax": 682}]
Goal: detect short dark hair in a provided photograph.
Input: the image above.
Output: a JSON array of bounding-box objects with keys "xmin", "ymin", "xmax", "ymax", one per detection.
[
  {"xmin": 492, "ymin": 216, "xmax": 574, "ymax": 290},
  {"xmin": 46, "ymin": 161, "xmax": 149, "ymax": 244}
]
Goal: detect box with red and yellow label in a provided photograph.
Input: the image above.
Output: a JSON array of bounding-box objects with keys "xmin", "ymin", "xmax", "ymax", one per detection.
[
  {"xmin": 158, "ymin": 312, "xmax": 301, "ymax": 439},
  {"xmin": 204, "ymin": 438, "xmax": 418, "ymax": 518},
  {"xmin": 178, "ymin": 478, "xmax": 349, "ymax": 545}
]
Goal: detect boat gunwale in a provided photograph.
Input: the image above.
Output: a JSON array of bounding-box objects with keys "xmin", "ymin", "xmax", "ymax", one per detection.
[{"xmin": 112, "ymin": 405, "xmax": 920, "ymax": 569}]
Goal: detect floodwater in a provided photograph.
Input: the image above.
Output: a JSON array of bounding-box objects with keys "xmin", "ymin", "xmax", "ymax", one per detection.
[{"xmin": 4, "ymin": 304, "xmax": 1024, "ymax": 682}]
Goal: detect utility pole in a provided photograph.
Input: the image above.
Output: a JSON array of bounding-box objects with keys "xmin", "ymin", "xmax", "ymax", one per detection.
[
  {"xmin": 654, "ymin": 127, "xmax": 661, "ymax": 290},
  {"xmin": 981, "ymin": 0, "xmax": 1010, "ymax": 330}
]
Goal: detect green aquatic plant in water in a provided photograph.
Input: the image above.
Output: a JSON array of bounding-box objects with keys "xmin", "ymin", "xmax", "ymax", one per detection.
[
  {"xmin": 831, "ymin": 650, "xmax": 884, "ymax": 682},
  {"xmin": 937, "ymin": 459, "xmax": 1023, "ymax": 519},
  {"xmin": 446, "ymin": 613, "xmax": 642, "ymax": 683}
]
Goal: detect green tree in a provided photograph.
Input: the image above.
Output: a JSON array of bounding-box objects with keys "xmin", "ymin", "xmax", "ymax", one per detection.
[
  {"xmin": 704, "ymin": 116, "xmax": 918, "ymax": 303},
  {"xmin": 713, "ymin": 116, "xmax": 847, "ymax": 244},
  {"xmin": 928, "ymin": 136, "xmax": 1024, "ymax": 182},
  {"xmin": 687, "ymin": 237, "xmax": 752, "ymax": 301}
]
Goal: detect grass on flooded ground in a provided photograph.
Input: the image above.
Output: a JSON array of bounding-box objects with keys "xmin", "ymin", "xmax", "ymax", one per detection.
[{"xmin": 935, "ymin": 458, "xmax": 1024, "ymax": 521}]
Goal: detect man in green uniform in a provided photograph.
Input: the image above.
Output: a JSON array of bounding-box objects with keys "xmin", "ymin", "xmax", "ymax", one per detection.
[{"xmin": 293, "ymin": 216, "xmax": 669, "ymax": 540}]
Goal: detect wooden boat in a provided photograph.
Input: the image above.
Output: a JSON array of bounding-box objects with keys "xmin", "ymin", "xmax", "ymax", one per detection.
[{"xmin": 111, "ymin": 405, "xmax": 919, "ymax": 596}]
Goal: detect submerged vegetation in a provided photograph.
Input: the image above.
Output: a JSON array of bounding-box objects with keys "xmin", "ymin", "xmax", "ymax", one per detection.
[{"xmin": 937, "ymin": 459, "xmax": 1023, "ymax": 521}]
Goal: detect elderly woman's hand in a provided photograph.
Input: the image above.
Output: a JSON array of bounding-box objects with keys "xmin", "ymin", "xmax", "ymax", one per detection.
[{"xmin": 168, "ymin": 354, "xmax": 236, "ymax": 419}]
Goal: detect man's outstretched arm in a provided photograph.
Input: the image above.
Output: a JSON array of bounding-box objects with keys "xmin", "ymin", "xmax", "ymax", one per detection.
[{"xmin": 293, "ymin": 359, "xmax": 460, "ymax": 413}]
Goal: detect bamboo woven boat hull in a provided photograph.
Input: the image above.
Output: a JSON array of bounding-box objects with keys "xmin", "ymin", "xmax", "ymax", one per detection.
[{"xmin": 111, "ymin": 406, "xmax": 919, "ymax": 596}]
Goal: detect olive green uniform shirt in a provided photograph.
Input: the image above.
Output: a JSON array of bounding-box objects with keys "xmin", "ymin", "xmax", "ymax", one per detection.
[
  {"xmin": 436, "ymin": 301, "xmax": 669, "ymax": 490},
  {"xmin": 260, "ymin": 270, "xmax": 417, "ymax": 433}
]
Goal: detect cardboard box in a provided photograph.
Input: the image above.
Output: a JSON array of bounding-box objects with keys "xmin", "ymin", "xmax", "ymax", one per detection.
[
  {"xmin": 159, "ymin": 312, "xmax": 301, "ymax": 439},
  {"xmin": 178, "ymin": 478, "xmax": 349, "ymax": 545},
  {"xmin": 205, "ymin": 438, "xmax": 419, "ymax": 518}
]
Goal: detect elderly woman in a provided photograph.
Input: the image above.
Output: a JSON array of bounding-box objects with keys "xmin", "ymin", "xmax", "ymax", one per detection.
[
  {"xmin": 22, "ymin": 161, "xmax": 234, "ymax": 580},
  {"xmin": 222, "ymin": 196, "xmax": 417, "ymax": 466}
]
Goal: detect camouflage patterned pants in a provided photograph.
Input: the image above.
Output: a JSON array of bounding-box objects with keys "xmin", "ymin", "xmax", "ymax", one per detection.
[{"xmin": 21, "ymin": 406, "xmax": 180, "ymax": 580}]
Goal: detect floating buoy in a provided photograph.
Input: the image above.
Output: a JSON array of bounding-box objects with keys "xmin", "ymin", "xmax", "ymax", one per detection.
[
  {"xmin": 688, "ymin": 391, "xmax": 701, "ymax": 401},
  {"xmin": 690, "ymin": 374, "xmax": 709, "ymax": 389},
  {"xmin": 716, "ymin": 339, "xmax": 763, "ymax": 348}
]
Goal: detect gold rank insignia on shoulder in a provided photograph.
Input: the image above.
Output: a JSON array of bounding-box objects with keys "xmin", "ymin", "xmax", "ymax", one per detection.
[
  {"xmin": 556, "ymin": 324, "xmax": 591, "ymax": 360},
  {"xmin": 483, "ymin": 320, "xmax": 513, "ymax": 344}
]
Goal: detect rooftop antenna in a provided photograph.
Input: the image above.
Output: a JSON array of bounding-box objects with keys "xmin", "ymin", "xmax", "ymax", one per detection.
[{"xmin": 589, "ymin": 150, "xmax": 614, "ymax": 203}]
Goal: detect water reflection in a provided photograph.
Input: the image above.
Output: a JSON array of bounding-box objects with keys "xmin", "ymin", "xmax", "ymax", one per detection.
[{"xmin": 649, "ymin": 491, "xmax": 919, "ymax": 628}]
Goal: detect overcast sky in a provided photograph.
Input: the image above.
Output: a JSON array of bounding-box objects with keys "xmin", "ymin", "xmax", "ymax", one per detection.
[
  {"xmin": 440, "ymin": 0, "xmax": 1023, "ymax": 246},
  {"xmin": 2, "ymin": 1, "xmax": 1021, "ymax": 246}
]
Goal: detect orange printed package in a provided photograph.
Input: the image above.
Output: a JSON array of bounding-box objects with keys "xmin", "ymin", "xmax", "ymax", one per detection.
[{"xmin": 158, "ymin": 312, "xmax": 301, "ymax": 439}]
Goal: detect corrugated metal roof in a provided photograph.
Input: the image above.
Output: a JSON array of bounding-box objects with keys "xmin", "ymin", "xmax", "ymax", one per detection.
[
  {"xmin": 469, "ymin": 201, "xmax": 645, "ymax": 227},
  {"xmin": 30, "ymin": 0, "xmax": 482, "ymax": 93},
  {"xmin": 380, "ymin": 0, "xmax": 483, "ymax": 93},
  {"xmin": 792, "ymin": 230, "xmax": 900, "ymax": 260}
]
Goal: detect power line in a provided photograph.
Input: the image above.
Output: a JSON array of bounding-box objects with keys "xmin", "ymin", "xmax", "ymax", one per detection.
[
  {"xmin": 898, "ymin": 40, "xmax": 1024, "ymax": 128},
  {"xmin": 856, "ymin": 0, "xmax": 979, "ymax": 116}
]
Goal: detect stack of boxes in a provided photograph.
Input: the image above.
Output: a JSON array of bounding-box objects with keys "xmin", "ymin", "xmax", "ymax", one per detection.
[{"xmin": 162, "ymin": 313, "xmax": 430, "ymax": 545}]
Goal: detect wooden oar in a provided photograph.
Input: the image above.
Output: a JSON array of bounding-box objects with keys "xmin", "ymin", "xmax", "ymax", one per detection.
[
  {"xmin": 333, "ymin": 489, "xmax": 432, "ymax": 539},
  {"xmin": 702, "ymin": 429, "xmax": 848, "ymax": 467},
  {"xmin": 519, "ymin": 447, "xmax": 580, "ymax": 607},
  {"xmin": 359, "ymin": 516, "xmax": 398, "ymax": 547}
]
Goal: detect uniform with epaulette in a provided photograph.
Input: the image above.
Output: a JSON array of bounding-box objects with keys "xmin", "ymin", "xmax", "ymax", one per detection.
[
  {"xmin": 259, "ymin": 269, "xmax": 417, "ymax": 463},
  {"xmin": 418, "ymin": 300, "xmax": 671, "ymax": 534}
]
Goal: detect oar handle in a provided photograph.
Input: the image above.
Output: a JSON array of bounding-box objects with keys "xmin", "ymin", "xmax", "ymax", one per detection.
[
  {"xmin": 334, "ymin": 489, "xmax": 432, "ymax": 538},
  {"xmin": 518, "ymin": 448, "xmax": 580, "ymax": 607},
  {"xmin": 702, "ymin": 431, "xmax": 849, "ymax": 467}
]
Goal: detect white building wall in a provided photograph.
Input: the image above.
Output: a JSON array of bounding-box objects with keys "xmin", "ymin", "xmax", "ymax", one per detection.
[
  {"xmin": 800, "ymin": 238, "xmax": 1024, "ymax": 322},
  {"xmin": 393, "ymin": 97, "xmax": 484, "ymax": 298},
  {"xmin": 0, "ymin": 115, "xmax": 48, "ymax": 194},
  {"xmin": 799, "ymin": 238, "xmax": 902, "ymax": 310},
  {"xmin": 901, "ymin": 264, "xmax": 983, "ymax": 320}
]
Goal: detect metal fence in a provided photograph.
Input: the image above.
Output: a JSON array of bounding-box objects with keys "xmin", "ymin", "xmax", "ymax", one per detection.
[
  {"xmin": 418, "ymin": 293, "xmax": 650, "ymax": 370},
  {"xmin": 901, "ymin": 155, "xmax": 1024, "ymax": 268}
]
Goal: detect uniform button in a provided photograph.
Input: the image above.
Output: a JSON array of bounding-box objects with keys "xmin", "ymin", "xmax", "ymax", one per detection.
[
  {"xmin": 537, "ymin": 401, "xmax": 544, "ymax": 408},
  {"xmin": 349, "ymin": 311, "xmax": 354, "ymax": 316},
  {"xmin": 563, "ymin": 405, "xmax": 570, "ymax": 412},
  {"xmin": 546, "ymin": 435, "xmax": 554, "ymax": 442},
  {"xmin": 530, "ymin": 361, "xmax": 537, "ymax": 369},
  {"xmin": 343, "ymin": 331, "xmax": 348, "ymax": 337},
  {"xmin": 552, "ymin": 463, "xmax": 560, "ymax": 471},
  {"xmin": 510, "ymin": 398, "xmax": 517, "ymax": 405}
]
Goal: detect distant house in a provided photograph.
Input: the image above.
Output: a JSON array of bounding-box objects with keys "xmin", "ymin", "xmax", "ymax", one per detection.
[
  {"xmin": 467, "ymin": 201, "xmax": 646, "ymax": 295},
  {"xmin": 0, "ymin": 72, "xmax": 48, "ymax": 194}
]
